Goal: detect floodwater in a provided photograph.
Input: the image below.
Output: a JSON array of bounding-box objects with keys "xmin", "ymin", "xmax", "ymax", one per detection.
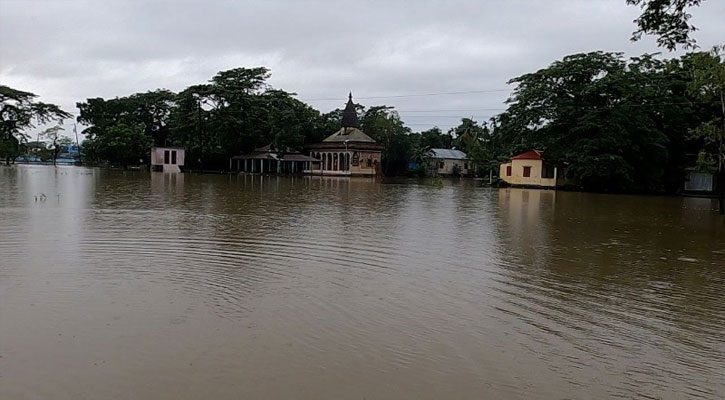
[{"xmin": 1, "ymin": 165, "xmax": 724, "ymax": 400}]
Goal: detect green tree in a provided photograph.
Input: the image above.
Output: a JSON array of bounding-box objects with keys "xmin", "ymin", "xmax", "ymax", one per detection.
[
  {"xmin": 168, "ymin": 67, "xmax": 330, "ymax": 170},
  {"xmin": 1, "ymin": 85, "xmax": 71, "ymax": 165},
  {"xmin": 687, "ymin": 46, "xmax": 725, "ymax": 213},
  {"xmin": 450, "ymin": 118, "xmax": 485, "ymax": 154},
  {"xmin": 500, "ymin": 52, "xmax": 676, "ymax": 191},
  {"xmin": 359, "ymin": 105, "xmax": 412, "ymax": 175},
  {"xmin": 76, "ymin": 89, "xmax": 175, "ymax": 146},
  {"xmin": 419, "ymin": 127, "xmax": 453, "ymax": 150},
  {"xmin": 627, "ymin": 0, "xmax": 704, "ymax": 50},
  {"xmin": 39, "ymin": 125, "xmax": 66, "ymax": 165},
  {"xmin": 89, "ymin": 123, "xmax": 152, "ymax": 169}
]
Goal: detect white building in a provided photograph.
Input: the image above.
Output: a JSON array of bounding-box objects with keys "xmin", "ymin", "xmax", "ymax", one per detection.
[
  {"xmin": 151, "ymin": 147, "xmax": 185, "ymax": 173},
  {"xmin": 426, "ymin": 148, "xmax": 470, "ymax": 176}
]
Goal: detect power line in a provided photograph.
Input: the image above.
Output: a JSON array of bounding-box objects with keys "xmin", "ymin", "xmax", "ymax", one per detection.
[
  {"xmin": 300, "ymin": 89, "xmax": 511, "ymax": 101},
  {"xmin": 395, "ymin": 115, "xmax": 495, "ymax": 118},
  {"xmin": 397, "ymin": 108, "xmax": 506, "ymax": 112}
]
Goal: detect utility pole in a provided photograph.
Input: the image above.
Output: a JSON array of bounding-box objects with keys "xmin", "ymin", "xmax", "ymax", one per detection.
[
  {"xmin": 197, "ymin": 99, "xmax": 203, "ymax": 172},
  {"xmin": 73, "ymin": 123, "xmax": 80, "ymax": 163}
]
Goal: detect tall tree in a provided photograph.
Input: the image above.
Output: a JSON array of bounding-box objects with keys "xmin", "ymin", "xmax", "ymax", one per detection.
[
  {"xmin": 450, "ymin": 118, "xmax": 485, "ymax": 154},
  {"xmin": 501, "ymin": 52, "xmax": 675, "ymax": 191},
  {"xmin": 39, "ymin": 125, "xmax": 65, "ymax": 166},
  {"xmin": 627, "ymin": 0, "xmax": 704, "ymax": 50},
  {"xmin": 86, "ymin": 122, "xmax": 152, "ymax": 169},
  {"xmin": 418, "ymin": 127, "xmax": 453, "ymax": 150},
  {"xmin": 1, "ymin": 85, "xmax": 71, "ymax": 165},
  {"xmin": 360, "ymin": 106, "xmax": 412, "ymax": 175},
  {"xmin": 169, "ymin": 67, "xmax": 331, "ymax": 169},
  {"xmin": 76, "ymin": 90, "xmax": 175, "ymax": 145},
  {"xmin": 687, "ymin": 46, "xmax": 725, "ymax": 213}
]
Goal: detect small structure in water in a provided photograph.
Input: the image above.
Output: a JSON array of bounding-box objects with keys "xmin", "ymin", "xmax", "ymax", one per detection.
[
  {"xmin": 305, "ymin": 93, "xmax": 383, "ymax": 176},
  {"xmin": 151, "ymin": 146, "xmax": 184, "ymax": 172},
  {"xmin": 425, "ymin": 148, "xmax": 470, "ymax": 176},
  {"xmin": 499, "ymin": 150, "xmax": 566, "ymax": 188},
  {"xmin": 684, "ymin": 169, "xmax": 716, "ymax": 193},
  {"xmin": 230, "ymin": 144, "xmax": 320, "ymax": 174}
]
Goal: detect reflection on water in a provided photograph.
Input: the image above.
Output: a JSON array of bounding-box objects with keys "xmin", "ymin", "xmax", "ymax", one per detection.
[{"xmin": 1, "ymin": 165, "xmax": 723, "ymax": 399}]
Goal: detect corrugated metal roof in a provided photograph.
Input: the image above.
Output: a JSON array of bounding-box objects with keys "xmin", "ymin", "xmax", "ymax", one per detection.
[
  {"xmin": 280, "ymin": 154, "xmax": 319, "ymax": 162},
  {"xmin": 427, "ymin": 148, "xmax": 467, "ymax": 160}
]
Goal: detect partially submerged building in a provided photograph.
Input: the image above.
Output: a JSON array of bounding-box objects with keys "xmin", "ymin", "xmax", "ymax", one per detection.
[
  {"xmin": 305, "ymin": 93, "xmax": 383, "ymax": 176},
  {"xmin": 230, "ymin": 144, "xmax": 319, "ymax": 174},
  {"xmin": 425, "ymin": 148, "xmax": 470, "ymax": 176},
  {"xmin": 499, "ymin": 150, "xmax": 566, "ymax": 188},
  {"xmin": 684, "ymin": 169, "xmax": 716, "ymax": 193},
  {"xmin": 151, "ymin": 146, "xmax": 184, "ymax": 172}
]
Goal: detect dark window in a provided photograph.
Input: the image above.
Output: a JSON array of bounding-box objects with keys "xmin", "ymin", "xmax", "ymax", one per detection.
[
  {"xmin": 164, "ymin": 150, "xmax": 170, "ymax": 164},
  {"xmin": 367, "ymin": 158, "xmax": 372, "ymax": 167},
  {"xmin": 464, "ymin": 163, "xmax": 468, "ymax": 170},
  {"xmin": 541, "ymin": 164, "xmax": 555, "ymax": 178},
  {"xmin": 523, "ymin": 166, "xmax": 531, "ymax": 177},
  {"xmin": 506, "ymin": 166, "xmax": 512, "ymax": 176},
  {"xmin": 439, "ymin": 161, "xmax": 445, "ymax": 169},
  {"xmin": 171, "ymin": 151, "xmax": 177, "ymax": 165}
]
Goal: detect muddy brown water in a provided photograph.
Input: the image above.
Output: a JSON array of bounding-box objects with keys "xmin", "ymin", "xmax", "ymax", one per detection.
[{"xmin": 1, "ymin": 165, "xmax": 724, "ymax": 399}]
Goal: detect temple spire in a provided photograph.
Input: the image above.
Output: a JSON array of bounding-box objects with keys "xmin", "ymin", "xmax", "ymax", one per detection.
[{"xmin": 341, "ymin": 92, "xmax": 359, "ymax": 129}]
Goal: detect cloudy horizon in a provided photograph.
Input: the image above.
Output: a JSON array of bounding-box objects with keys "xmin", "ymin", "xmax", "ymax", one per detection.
[{"xmin": 2, "ymin": 0, "xmax": 724, "ymax": 137}]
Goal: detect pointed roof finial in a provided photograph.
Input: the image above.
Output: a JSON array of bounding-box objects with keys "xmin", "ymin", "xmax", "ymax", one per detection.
[{"xmin": 341, "ymin": 91, "xmax": 359, "ymax": 129}]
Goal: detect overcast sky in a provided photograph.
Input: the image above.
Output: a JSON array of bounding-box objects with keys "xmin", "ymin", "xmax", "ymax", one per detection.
[{"xmin": 1, "ymin": 0, "xmax": 724, "ymax": 137}]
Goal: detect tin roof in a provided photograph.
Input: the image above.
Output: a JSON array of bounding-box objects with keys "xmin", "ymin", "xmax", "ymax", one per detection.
[
  {"xmin": 323, "ymin": 127, "xmax": 377, "ymax": 143},
  {"xmin": 231, "ymin": 144, "xmax": 320, "ymax": 162},
  {"xmin": 280, "ymin": 154, "xmax": 319, "ymax": 162},
  {"xmin": 427, "ymin": 148, "xmax": 467, "ymax": 160}
]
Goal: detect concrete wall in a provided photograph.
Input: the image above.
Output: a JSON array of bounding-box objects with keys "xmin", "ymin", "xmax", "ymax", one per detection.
[
  {"xmin": 500, "ymin": 159, "xmax": 558, "ymax": 187},
  {"xmin": 431, "ymin": 158, "xmax": 469, "ymax": 175},
  {"xmin": 151, "ymin": 147, "xmax": 185, "ymax": 166}
]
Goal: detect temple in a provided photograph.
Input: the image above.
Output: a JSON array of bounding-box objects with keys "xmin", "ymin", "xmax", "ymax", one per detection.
[{"xmin": 305, "ymin": 93, "xmax": 383, "ymax": 176}]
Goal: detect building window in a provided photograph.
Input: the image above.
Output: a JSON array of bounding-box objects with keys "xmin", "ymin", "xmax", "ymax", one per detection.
[
  {"xmin": 464, "ymin": 163, "xmax": 468, "ymax": 170},
  {"xmin": 367, "ymin": 158, "xmax": 372, "ymax": 167},
  {"xmin": 164, "ymin": 150, "xmax": 170, "ymax": 164},
  {"xmin": 506, "ymin": 166, "xmax": 512, "ymax": 176},
  {"xmin": 523, "ymin": 166, "xmax": 531, "ymax": 177},
  {"xmin": 439, "ymin": 161, "xmax": 445, "ymax": 169},
  {"xmin": 171, "ymin": 151, "xmax": 177, "ymax": 165}
]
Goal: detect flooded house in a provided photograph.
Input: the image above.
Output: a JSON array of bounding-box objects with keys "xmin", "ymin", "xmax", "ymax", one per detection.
[
  {"xmin": 305, "ymin": 93, "xmax": 383, "ymax": 176},
  {"xmin": 425, "ymin": 148, "xmax": 470, "ymax": 176},
  {"xmin": 684, "ymin": 169, "xmax": 716, "ymax": 193},
  {"xmin": 230, "ymin": 144, "xmax": 320, "ymax": 174},
  {"xmin": 499, "ymin": 150, "xmax": 566, "ymax": 188},
  {"xmin": 151, "ymin": 146, "xmax": 184, "ymax": 172}
]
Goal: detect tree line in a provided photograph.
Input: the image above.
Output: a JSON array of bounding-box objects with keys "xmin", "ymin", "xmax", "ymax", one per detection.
[
  {"xmin": 2, "ymin": 48, "xmax": 723, "ymax": 192},
  {"xmin": 1, "ymin": 0, "xmax": 723, "ymax": 211}
]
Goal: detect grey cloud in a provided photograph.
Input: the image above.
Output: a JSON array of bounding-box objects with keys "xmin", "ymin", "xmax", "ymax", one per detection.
[{"xmin": 2, "ymin": 0, "xmax": 724, "ymax": 135}]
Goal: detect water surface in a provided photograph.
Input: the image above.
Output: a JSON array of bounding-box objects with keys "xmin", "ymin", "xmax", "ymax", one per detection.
[{"xmin": 1, "ymin": 165, "xmax": 724, "ymax": 399}]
